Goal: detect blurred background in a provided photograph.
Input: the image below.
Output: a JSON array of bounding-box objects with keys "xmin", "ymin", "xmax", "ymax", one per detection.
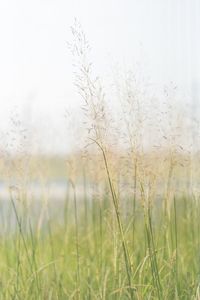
[{"xmin": 0, "ymin": 0, "xmax": 199, "ymax": 154}]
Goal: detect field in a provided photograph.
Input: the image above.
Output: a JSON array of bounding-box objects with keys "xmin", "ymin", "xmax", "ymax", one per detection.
[
  {"xmin": 0, "ymin": 153, "xmax": 199, "ymax": 299},
  {"xmin": 0, "ymin": 23, "xmax": 199, "ymax": 299}
]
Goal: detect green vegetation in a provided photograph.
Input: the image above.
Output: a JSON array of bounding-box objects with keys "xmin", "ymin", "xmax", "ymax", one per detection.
[
  {"xmin": 0, "ymin": 186, "xmax": 199, "ymax": 299},
  {"xmin": 0, "ymin": 21, "xmax": 199, "ymax": 299}
]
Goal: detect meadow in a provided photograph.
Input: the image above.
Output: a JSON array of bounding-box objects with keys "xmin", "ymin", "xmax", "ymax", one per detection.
[{"xmin": 0, "ymin": 23, "xmax": 199, "ymax": 299}]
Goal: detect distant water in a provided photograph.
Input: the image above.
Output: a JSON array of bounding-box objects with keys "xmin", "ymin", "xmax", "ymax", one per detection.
[
  {"xmin": 0, "ymin": 178, "xmax": 105, "ymax": 234},
  {"xmin": 0, "ymin": 178, "xmax": 197, "ymax": 234}
]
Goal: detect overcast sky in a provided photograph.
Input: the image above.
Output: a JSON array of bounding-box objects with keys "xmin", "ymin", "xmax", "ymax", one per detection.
[{"xmin": 0, "ymin": 0, "xmax": 199, "ymax": 153}]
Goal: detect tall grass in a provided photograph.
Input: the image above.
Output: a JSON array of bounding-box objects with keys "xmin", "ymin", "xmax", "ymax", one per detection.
[{"xmin": 0, "ymin": 21, "xmax": 199, "ymax": 299}]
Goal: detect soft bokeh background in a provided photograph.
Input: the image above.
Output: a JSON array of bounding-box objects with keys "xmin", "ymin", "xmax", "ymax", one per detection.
[{"xmin": 0, "ymin": 0, "xmax": 199, "ymax": 153}]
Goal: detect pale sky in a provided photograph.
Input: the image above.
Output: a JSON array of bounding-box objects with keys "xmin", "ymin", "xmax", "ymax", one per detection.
[{"xmin": 0, "ymin": 0, "xmax": 199, "ymax": 153}]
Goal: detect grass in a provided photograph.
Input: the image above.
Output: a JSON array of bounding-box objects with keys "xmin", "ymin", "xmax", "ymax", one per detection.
[
  {"xmin": 0, "ymin": 191, "xmax": 199, "ymax": 299},
  {"xmin": 0, "ymin": 21, "xmax": 199, "ymax": 299}
]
